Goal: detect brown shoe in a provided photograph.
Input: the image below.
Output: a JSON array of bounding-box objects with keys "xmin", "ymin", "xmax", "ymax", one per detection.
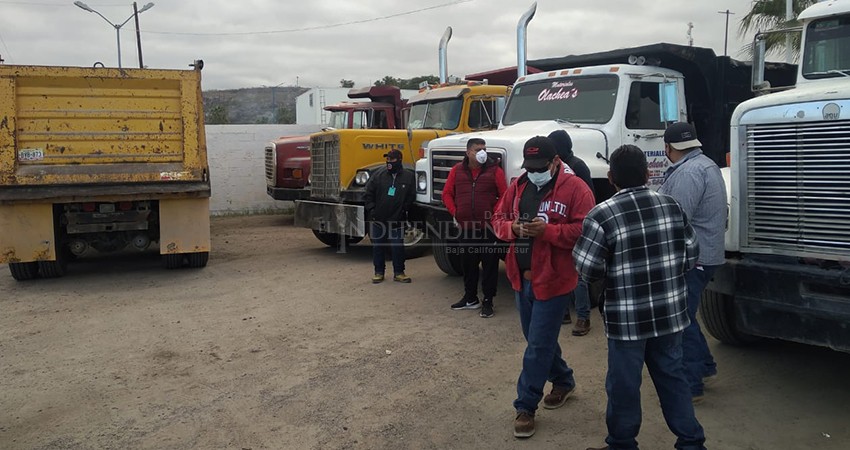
[
  {"xmin": 513, "ymin": 412, "xmax": 535, "ymax": 438},
  {"xmin": 572, "ymin": 318, "xmax": 591, "ymax": 336},
  {"xmin": 543, "ymin": 384, "xmax": 574, "ymax": 409}
]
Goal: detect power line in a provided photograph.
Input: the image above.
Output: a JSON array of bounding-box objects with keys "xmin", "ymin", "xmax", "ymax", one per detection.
[
  {"xmin": 144, "ymin": 0, "xmax": 473, "ymax": 36},
  {"xmin": 0, "ymin": 1, "xmax": 127, "ymax": 5}
]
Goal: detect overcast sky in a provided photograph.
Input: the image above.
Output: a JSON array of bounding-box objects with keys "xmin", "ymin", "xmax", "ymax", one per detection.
[{"xmin": 0, "ymin": 0, "xmax": 781, "ymax": 90}]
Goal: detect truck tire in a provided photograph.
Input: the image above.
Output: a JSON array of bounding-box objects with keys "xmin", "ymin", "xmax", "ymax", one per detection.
[
  {"xmin": 186, "ymin": 252, "xmax": 209, "ymax": 268},
  {"xmin": 162, "ymin": 253, "xmax": 185, "ymax": 269},
  {"xmin": 699, "ymin": 289, "xmax": 758, "ymax": 346},
  {"xmin": 9, "ymin": 262, "xmax": 39, "ymax": 281},
  {"xmin": 403, "ymin": 226, "xmax": 429, "ymax": 259},
  {"xmin": 432, "ymin": 237, "xmax": 463, "ymax": 276}
]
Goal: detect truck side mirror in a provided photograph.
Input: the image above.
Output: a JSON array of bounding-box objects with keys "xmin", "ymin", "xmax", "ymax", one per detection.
[
  {"xmin": 752, "ymin": 36, "xmax": 767, "ymax": 92},
  {"xmin": 658, "ymin": 82, "xmax": 679, "ymax": 123}
]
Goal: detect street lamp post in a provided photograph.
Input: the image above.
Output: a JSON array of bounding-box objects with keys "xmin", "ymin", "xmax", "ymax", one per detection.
[{"xmin": 74, "ymin": 1, "xmax": 154, "ymax": 69}]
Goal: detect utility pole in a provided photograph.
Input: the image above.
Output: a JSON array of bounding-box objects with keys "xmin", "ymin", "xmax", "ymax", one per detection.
[
  {"xmin": 717, "ymin": 9, "xmax": 735, "ymax": 56},
  {"xmin": 133, "ymin": 2, "xmax": 144, "ymax": 68}
]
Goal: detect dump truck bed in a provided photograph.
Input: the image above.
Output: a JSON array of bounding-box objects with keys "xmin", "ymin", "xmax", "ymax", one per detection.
[{"xmin": 0, "ymin": 65, "xmax": 209, "ymax": 202}]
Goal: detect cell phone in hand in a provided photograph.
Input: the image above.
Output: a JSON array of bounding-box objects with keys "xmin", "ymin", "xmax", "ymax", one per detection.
[{"xmin": 518, "ymin": 217, "xmax": 533, "ymax": 223}]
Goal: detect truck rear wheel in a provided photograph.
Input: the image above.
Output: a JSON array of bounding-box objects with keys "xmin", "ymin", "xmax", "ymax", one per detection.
[
  {"xmin": 699, "ymin": 289, "xmax": 758, "ymax": 346},
  {"xmin": 432, "ymin": 237, "xmax": 463, "ymax": 276},
  {"xmin": 186, "ymin": 252, "xmax": 209, "ymax": 268},
  {"xmin": 9, "ymin": 262, "xmax": 39, "ymax": 281}
]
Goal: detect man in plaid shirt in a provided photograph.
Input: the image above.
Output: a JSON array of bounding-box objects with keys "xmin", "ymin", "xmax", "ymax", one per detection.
[{"xmin": 574, "ymin": 145, "xmax": 706, "ymax": 450}]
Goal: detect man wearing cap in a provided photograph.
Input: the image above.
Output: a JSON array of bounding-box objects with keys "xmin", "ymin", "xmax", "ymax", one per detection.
[
  {"xmin": 659, "ymin": 122, "xmax": 727, "ymax": 404},
  {"xmin": 364, "ymin": 149, "xmax": 416, "ymax": 283},
  {"xmin": 491, "ymin": 136, "xmax": 595, "ymax": 438},
  {"xmin": 442, "ymin": 137, "xmax": 507, "ymax": 318},
  {"xmin": 549, "ymin": 129, "xmax": 596, "ymax": 336}
]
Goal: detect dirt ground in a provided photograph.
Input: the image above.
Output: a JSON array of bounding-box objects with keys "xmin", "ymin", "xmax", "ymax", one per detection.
[{"xmin": 1, "ymin": 214, "xmax": 849, "ymax": 450}]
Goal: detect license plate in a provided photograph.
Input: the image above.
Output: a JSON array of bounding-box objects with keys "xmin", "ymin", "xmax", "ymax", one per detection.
[{"xmin": 18, "ymin": 148, "xmax": 45, "ymax": 161}]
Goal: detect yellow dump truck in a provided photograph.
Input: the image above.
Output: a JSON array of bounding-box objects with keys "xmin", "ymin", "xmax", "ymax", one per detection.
[
  {"xmin": 0, "ymin": 62, "xmax": 211, "ymax": 280},
  {"xmin": 294, "ymin": 82, "xmax": 509, "ymax": 249}
]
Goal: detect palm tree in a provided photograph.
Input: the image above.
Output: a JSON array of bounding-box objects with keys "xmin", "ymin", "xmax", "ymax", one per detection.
[{"xmin": 738, "ymin": 0, "xmax": 816, "ymax": 59}]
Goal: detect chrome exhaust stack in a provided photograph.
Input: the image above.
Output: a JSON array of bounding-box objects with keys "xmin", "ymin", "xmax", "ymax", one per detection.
[
  {"xmin": 517, "ymin": 2, "xmax": 537, "ymax": 78},
  {"xmin": 438, "ymin": 26, "xmax": 452, "ymax": 84}
]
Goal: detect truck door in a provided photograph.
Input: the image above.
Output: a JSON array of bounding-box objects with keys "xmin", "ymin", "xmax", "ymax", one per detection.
[{"xmin": 622, "ymin": 78, "xmax": 682, "ymax": 189}]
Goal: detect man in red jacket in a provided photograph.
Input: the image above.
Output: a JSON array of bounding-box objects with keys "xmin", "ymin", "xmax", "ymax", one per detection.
[
  {"xmin": 491, "ymin": 136, "xmax": 595, "ymax": 438},
  {"xmin": 442, "ymin": 137, "xmax": 507, "ymax": 318}
]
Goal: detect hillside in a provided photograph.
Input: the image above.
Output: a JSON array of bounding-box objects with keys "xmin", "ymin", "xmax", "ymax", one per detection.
[{"xmin": 202, "ymin": 86, "xmax": 309, "ymax": 124}]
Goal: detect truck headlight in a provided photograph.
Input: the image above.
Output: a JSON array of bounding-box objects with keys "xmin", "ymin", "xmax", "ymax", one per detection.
[
  {"xmin": 416, "ymin": 171, "xmax": 427, "ymax": 192},
  {"xmin": 355, "ymin": 170, "xmax": 371, "ymax": 186}
]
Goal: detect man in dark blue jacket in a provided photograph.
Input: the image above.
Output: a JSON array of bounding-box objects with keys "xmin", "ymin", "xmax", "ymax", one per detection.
[{"xmin": 364, "ymin": 150, "xmax": 416, "ymax": 283}]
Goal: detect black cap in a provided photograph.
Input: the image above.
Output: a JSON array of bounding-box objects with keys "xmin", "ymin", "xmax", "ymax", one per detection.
[
  {"xmin": 663, "ymin": 122, "xmax": 702, "ymax": 151},
  {"xmin": 383, "ymin": 149, "xmax": 403, "ymax": 160},
  {"xmin": 522, "ymin": 136, "xmax": 556, "ymax": 170}
]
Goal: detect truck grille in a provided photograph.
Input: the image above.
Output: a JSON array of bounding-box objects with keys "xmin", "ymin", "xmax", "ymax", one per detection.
[
  {"xmin": 430, "ymin": 149, "xmax": 504, "ymax": 203},
  {"xmin": 310, "ymin": 134, "xmax": 341, "ymax": 200},
  {"xmin": 264, "ymin": 144, "xmax": 275, "ymax": 187},
  {"xmin": 745, "ymin": 121, "xmax": 850, "ymax": 257}
]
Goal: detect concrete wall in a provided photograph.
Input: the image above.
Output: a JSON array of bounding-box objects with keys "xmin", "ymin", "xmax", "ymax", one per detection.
[{"xmin": 206, "ymin": 124, "xmax": 321, "ymax": 215}]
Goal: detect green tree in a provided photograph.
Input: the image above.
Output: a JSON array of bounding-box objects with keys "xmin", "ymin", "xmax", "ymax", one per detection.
[
  {"xmin": 275, "ymin": 106, "xmax": 296, "ymax": 124},
  {"xmin": 339, "ymin": 79, "xmax": 355, "ymax": 88},
  {"xmin": 738, "ymin": 0, "xmax": 816, "ymax": 58},
  {"xmin": 207, "ymin": 105, "xmax": 230, "ymax": 124},
  {"xmin": 373, "ymin": 75, "xmax": 440, "ymax": 89}
]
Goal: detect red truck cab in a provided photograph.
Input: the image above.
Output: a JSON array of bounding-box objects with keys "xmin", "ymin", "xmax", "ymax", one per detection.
[{"xmin": 265, "ymin": 86, "xmax": 407, "ymax": 201}]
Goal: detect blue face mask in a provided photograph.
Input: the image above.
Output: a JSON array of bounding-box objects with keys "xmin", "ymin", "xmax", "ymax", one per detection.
[{"xmin": 527, "ymin": 169, "xmax": 552, "ymax": 188}]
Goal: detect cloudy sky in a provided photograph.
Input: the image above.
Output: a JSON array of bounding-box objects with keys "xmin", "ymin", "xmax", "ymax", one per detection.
[{"xmin": 0, "ymin": 0, "xmax": 783, "ymax": 90}]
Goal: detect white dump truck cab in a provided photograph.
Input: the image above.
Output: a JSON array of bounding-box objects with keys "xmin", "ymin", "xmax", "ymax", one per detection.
[{"xmin": 705, "ymin": 0, "xmax": 850, "ymax": 352}]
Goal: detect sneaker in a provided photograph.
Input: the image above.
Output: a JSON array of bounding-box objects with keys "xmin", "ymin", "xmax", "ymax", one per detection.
[
  {"xmin": 513, "ymin": 411, "xmax": 535, "ymax": 438},
  {"xmin": 480, "ymin": 299, "xmax": 494, "ymax": 318},
  {"xmin": 543, "ymin": 385, "xmax": 574, "ymax": 409},
  {"xmin": 372, "ymin": 273, "xmax": 384, "ymax": 284},
  {"xmin": 572, "ymin": 318, "xmax": 591, "ymax": 336},
  {"xmin": 450, "ymin": 298, "xmax": 481, "ymax": 310},
  {"xmin": 393, "ymin": 273, "xmax": 412, "ymax": 283},
  {"xmin": 562, "ymin": 311, "xmax": 572, "ymax": 325}
]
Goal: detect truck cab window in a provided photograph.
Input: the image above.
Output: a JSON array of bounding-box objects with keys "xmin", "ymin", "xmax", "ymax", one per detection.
[
  {"xmin": 803, "ymin": 16, "xmax": 850, "ymax": 78},
  {"xmin": 625, "ymin": 81, "xmax": 664, "ymax": 130},
  {"xmin": 352, "ymin": 110, "xmax": 367, "ymax": 129},
  {"xmin": 372, "ymin": 110, "xmax": 389, "ymax": 129},
  {"xmin": 327, "ymin": 111, "xmax": 347, "ymax": 129},
  {"xmin": 468, "ymin": 99, "xmax": 496, "ymax": 130}
]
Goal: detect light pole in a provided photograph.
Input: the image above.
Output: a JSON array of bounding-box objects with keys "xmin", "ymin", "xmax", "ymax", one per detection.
[{"xmin": 74, "ymin": 1, "xmax": 154, "ymax": 69}]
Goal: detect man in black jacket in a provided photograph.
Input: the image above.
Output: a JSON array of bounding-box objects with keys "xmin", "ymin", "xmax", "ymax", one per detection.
[
  {"xmin": 549, "ymin": 129, "xmax": 596, "ymax": 336},
  {"xmin": 364, "ymin": 149, "xmax": 416, "ymax": 283}
]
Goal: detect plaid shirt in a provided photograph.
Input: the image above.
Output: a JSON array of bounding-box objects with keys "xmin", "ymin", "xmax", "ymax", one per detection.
[{"xmin": 572, "ymin": 186, "xmax": 699, "ymax": 341}]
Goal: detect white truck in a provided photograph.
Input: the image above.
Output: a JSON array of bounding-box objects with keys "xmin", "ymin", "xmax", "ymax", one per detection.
[
  {"xmin": 702, "ymin": 0, "xmax": 850, "ymax": 352},
  {"xmin": 415, "ymin": 42, "xmax": 795, "ymax": 276}
]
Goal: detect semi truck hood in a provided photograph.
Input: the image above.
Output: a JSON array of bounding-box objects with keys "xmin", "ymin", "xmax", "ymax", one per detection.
[
  {"xmin": 732, "ymin": 81, "xmax": 850, "ymax": 125},
  {"xmin": 427, "ymin": 120, "xmax": 610, "ymax": 179}
]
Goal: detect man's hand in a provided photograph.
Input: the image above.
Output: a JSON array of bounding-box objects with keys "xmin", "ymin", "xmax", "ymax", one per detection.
[
  {"xmin": 523, "ymin": 218, "xmax": 547, "ymax": 237},
  {"xmin": 511, "ymin": 220, "xmax": 525, "ymax": 238}
]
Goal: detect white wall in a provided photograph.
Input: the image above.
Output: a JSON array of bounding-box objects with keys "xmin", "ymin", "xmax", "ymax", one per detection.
[{"xmin": 206, "ymin": 124, "xmax": 321, "ymax": 215}]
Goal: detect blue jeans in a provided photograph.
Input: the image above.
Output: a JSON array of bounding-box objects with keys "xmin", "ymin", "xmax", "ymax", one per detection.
[
  {"xmin": 513, "ymin": 280, "xmax": 575, "ymax": 414},
  {"xmin": 605, "ymin": 332, "xmax": 706, "ymax": 450},
  {"xmin": 567, "ymin": 279, "xmax": 591, "ymax": 320},
  {"xmin": 683, "ymin": 265, "xmax": 719, "ymax": 396},
  {"xmin": 370, "ymin": 222, "xmax": 405, "ymax": 276}
]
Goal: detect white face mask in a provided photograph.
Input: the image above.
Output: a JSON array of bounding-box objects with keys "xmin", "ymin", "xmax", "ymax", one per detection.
[
  {"xmin": 475, "ymin": 149, "xmax": 488, "ymax": 164},
  {"xmin": 527, "ymin": 169, "xmax": 553, "ymax": 188}
]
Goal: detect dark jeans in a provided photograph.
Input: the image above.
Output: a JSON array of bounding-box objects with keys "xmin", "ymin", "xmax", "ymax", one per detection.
[
  {"xmin": 370, "ymin": 222, "xmax": 405, "ymax": 276},
  {"xmin": 460, "ymin": 236, "xmax": 499, "ymax": 301},
  {"xmin": 605, "ymin": 332, "xmax": 706, "ymax": 450},
  {"xmin": 683, "ymin": 265, "xmax": 719, "ymax": 396},
  {"xmin": 513, "ymin": 279, "xmax": 575, "ymax": 414},
  {"xmin": 567, "ymin": 279, "xmax": 591, "ymax": 320}
]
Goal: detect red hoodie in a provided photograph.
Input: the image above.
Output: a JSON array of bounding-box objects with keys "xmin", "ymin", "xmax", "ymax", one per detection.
[{"xmin": 491, "ymin": 162, "xmax": 595, "ymax": 300}]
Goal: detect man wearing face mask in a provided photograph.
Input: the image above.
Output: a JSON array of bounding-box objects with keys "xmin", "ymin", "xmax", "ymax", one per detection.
[
  {"xmin": 364, "ymin": 149, "xmax": 416, "ymax": 283},
  {"xmin": 491, "ymin": 136, "xmax": 595, "ymax": 438},
  {"xmin": 442, "ymin": 138, "xmax": 507, "ymax": 317}
]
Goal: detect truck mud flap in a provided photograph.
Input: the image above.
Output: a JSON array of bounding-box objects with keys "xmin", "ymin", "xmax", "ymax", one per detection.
[{"xmin": 294, "ymin": 200, "xmax": 365, "ymax": 237}]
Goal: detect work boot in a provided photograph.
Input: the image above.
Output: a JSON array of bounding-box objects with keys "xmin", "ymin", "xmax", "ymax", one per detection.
[
  {"xmin": 572, "ymin": 318, "xmax": 591, "ymax": 336},
  {"xmin": 393, "ymin": 273, "xmax": 412, "ymax": 283},
  {"xmin": 372, "ymin": 273, "xmax": 384, "ymax": 284},
  {"xmin": 543, "ymin": 385, "xmax": 574, "ymax": 409},
  {"xmin": 513, "ymin": 411, "xmax": 535, "ymax": 438}
]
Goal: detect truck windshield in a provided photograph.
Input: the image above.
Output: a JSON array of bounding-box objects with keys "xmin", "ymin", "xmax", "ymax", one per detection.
[
  {"xmin": 407, "ymin": 99, "xmax": 462, "ymax": 130},
  {"xmin": 502, "ymin": 75, "xmax": 619, "ymax": 126},
  {"xmin": 802, "ymin": 16, "xmax": 850, "ymax": 79},
  {"xmin": 327, "ymin": 111, "xmax": 348, "ymax": 129}
]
